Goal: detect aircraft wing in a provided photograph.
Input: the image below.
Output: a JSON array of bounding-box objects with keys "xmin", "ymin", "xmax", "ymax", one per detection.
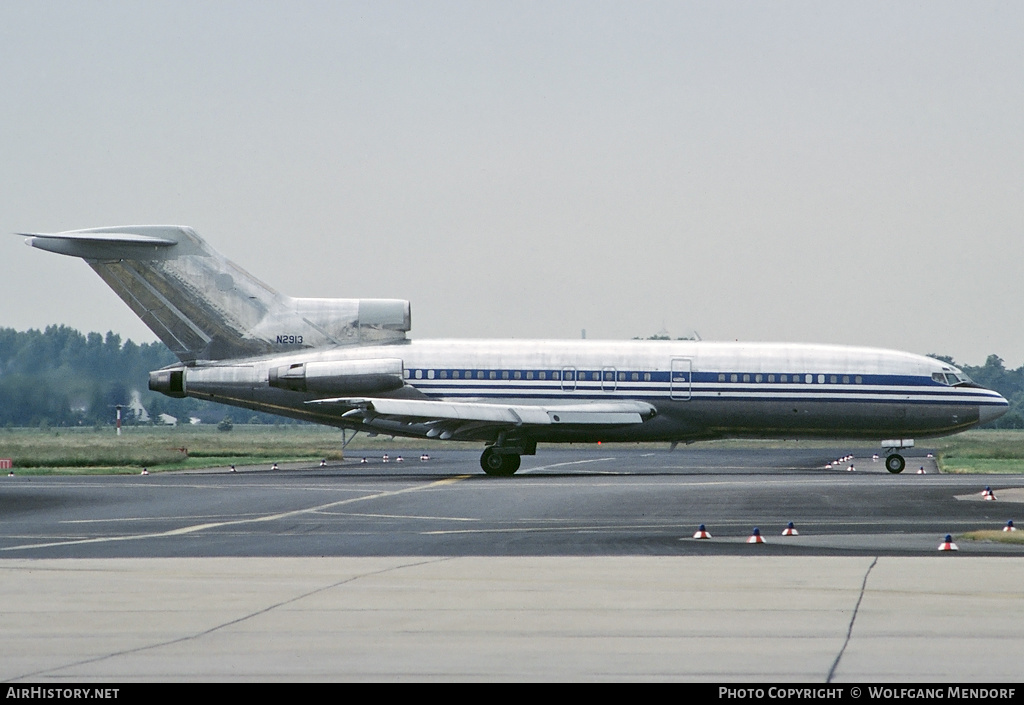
[{"xmin": 308, "ymin": 397, "xmax": 656, "ymax": 439}]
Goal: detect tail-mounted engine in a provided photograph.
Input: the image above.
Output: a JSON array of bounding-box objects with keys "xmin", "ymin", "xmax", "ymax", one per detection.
[{"xmin": 269, "ymin": 358, "xmax": 405, "ymax": 395}]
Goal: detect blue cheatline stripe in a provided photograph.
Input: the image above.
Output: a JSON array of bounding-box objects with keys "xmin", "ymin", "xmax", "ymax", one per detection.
[
  {"xmin": 410, "ymin": 380, "xmax": 996, "ymax": 398},
  {"xmin": 409, "ymin": 385, "xmax": 1003, "ymax": 407},
  {"xmin": 404, "ymin": 368, "xmax": 961, "ymax": 388}
]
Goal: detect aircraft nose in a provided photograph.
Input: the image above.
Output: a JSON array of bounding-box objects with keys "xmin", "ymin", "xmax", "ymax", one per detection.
[{"xmin": 978, "ymin": 393, "xmax": 1010, "ymax": 425}]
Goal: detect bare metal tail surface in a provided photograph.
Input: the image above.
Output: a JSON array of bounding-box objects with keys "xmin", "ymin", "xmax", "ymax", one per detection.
[{"xmin": 23, "ymin": 226, "xmax": 410, "ymax": 362}]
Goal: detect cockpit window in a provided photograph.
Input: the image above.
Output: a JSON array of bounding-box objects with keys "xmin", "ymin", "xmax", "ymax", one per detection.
[{"xmin": 933, "ymin": 371, "xmax": 974, "ymax": 386}]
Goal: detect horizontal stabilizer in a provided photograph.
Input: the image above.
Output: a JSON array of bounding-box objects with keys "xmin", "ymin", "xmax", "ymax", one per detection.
[{"xmin": 21, "ymin": 231, "xmax": 178, "ymax": 246}]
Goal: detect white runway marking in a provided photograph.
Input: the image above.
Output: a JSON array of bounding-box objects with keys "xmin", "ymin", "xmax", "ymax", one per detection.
[
  {"xmin": 2, "ymin": 475, "xmax": 471, "ymax": 552},
  {"xmin": 519, "ymin": 457, "xmax": 615, "ymax": 474}
]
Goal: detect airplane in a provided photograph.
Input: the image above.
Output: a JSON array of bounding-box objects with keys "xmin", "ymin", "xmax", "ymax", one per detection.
[{"xmin": 23, "ymin": 225, "xmax": 1008, "ymax": 475}]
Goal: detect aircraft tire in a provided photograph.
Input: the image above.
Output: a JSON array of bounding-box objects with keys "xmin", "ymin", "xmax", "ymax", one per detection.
[
  {"xmin": 885, "ymin": 454, "xmax": 906, "ymax": 474},
  {"xmin": 480, "ymin": 448, "xmax": 521, "ymax": 476}
]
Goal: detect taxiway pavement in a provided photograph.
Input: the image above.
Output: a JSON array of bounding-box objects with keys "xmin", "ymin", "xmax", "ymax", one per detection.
[{"xmin": 2, "ymin": 447, "xmax": 1022, "ymax": 681}]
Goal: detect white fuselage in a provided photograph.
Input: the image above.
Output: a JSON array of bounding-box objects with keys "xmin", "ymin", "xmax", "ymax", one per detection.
[{"xmin": 182, "ymin": 339, "xmax": 1008, "ymax": 443}]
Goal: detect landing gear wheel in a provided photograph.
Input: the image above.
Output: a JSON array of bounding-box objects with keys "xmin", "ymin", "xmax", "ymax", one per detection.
[
  {"xmin": 885, "ymin": 453, "xmax": 906, "ymax": 474},
  {"xmin": 480, "ymin": 447, "xmax": 521, "ymax": 476}
]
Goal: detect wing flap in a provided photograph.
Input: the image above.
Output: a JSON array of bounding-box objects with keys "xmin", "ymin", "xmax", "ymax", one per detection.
[{"xmin": 310, "ymin": 397, "xmax": 655, "ymax": 427}]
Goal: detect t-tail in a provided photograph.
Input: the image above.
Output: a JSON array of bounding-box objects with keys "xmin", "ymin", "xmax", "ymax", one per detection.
[{"xmin": 22, "ymin": 226, "xmax": 410, "ymax": 363}]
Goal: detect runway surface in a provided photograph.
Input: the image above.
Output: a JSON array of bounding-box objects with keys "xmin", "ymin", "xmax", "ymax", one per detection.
[
  {"xmin": 2, "ymin": 446, "xmax": 1023, "ymax": 681},
  {"xmin": 2, "ymin": 447, "xmax": 1021, "ymax": 558}
]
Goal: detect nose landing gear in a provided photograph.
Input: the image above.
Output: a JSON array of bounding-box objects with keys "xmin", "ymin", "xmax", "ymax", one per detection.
[
  {"xmin": 885, "ymin": 453, "xmax": 906, "ymax": 474},
  {"xmin": 882, "ymin": 439, "xmax": 913, "ymax": 474}
]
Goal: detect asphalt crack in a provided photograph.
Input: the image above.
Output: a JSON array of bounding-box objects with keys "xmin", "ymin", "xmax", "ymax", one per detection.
[{"xmin": 827, "ymin": 555, "xmax": 878, "ymax": 682}]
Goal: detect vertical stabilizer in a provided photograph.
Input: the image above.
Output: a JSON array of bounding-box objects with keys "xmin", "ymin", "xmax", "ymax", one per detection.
[{"xmin": 24, "ymin": 226, "xmax": 410, "ymax": 362}]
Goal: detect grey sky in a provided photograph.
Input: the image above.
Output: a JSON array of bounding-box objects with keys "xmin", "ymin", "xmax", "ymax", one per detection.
[{"xmin": 2, "ymin": 2, "xmax": 1022, "ymax": 365}]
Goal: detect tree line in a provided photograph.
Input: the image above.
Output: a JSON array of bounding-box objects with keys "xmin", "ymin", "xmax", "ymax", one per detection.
[
  {"xmin": 1, "ymin": 325, "xmax": 1022, "ymax": 429},
  {"xmin": 0, "ymin": 326, "xmax": 274, "ymax": 428}
]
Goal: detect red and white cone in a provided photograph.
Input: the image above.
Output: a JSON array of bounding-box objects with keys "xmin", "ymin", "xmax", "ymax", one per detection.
[
  {"xmin": 747, "ymin": 527, "xmax": 765, "ymax": 544},
  {"xmin": 360, "ymin": 457, "xmax": 368, "ymax": 464},
  {"xmin": 420, "ymin": 454, "xmax": 430, "ymax": 461},
  {"xmin": 1004, "ymin": 520, "xmax": 1016, "ymax": 532},
  {"xmin": 938, "ymin": 534, "xmax": 958, "ymax": 551},
  {"xmin": 141, "ymin": 468, "xmax": 149, "ymax": 475},
  {"xmin": 917, "ymin": 466, "xmax": 926, "ymax": 474},
  {"xmin": 982, "ymin": 486, "xmax": 996, "ymax": 501},
  {"xmin": 693, "ymin": 524, "xmax": 711, "ymax": 539},
  {"xmin": 782, "ymin": 521, "xmax": 799, "ymax": 536}
]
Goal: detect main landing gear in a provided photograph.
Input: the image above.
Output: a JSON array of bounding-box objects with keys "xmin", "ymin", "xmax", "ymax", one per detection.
[
  {"xmin": 479, "ymin": 435, "xmax": 536, "ymax": 476},
  {"xmin": 480, "ymin": 447, "xmax": 521, "ymax": 476}
]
